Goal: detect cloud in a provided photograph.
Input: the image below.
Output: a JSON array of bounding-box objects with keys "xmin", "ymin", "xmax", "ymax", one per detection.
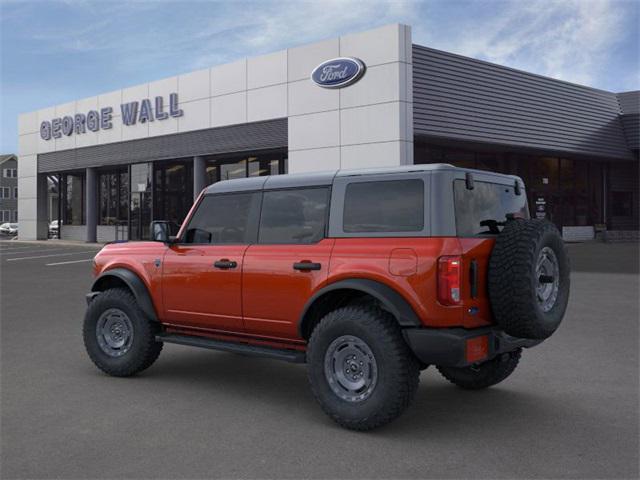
[
  {"xmin": 186, "ymin": 0, "xmax": 418, "ymax": 70},
  {"xmin": 414, "ymin": 0, "xmax": 637, "ymax": 89},
  {"xmin": 1, "ymin": 0, "xmax": 638, "ymax": 153}
]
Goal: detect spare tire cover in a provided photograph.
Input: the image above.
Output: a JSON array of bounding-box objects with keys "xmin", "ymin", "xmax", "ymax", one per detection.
[{"xmin": 488, "ymin": 219, "xmax": 570, "ymax": 340}]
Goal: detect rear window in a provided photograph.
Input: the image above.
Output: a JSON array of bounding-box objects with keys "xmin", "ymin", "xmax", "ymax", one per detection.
[
  {"xmin": 454, "ymin": 179, "xmax": 529, "ymax": 236},
  {"xmin": 343, "ymin": 179, "xmax": 424, "ymax": 233}
]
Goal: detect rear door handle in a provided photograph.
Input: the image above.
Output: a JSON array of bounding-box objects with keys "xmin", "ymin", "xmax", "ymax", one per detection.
[
  {"xmin": 214, "ymin": 259, "xmax": 237, "ymax": 269},
  {"xmin": 293, "ymin": 261, "xmax": 321, "ymax": 271}
]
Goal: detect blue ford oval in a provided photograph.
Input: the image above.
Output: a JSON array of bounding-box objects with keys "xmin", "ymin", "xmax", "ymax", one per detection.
[{"xmin": 311, "ymin": 57, "xmax": 366, "ymax": 89}]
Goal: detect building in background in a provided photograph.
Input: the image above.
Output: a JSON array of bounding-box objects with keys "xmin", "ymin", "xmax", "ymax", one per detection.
[
  {"xmin": 0, "ymin": 154, "xmax": 18, "ymax": 225},
  {"xmin": 17, "ymin": 24, "xmax": 639, "ymax": 242}
]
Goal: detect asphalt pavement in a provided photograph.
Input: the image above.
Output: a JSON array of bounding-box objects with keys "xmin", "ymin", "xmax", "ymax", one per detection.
[{"xmin": 1, "ymin": 240, "xmax": 638, "ymax": 479}]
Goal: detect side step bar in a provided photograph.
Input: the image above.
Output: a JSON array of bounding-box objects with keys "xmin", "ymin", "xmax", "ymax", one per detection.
[{"xmin": 156, "ymin": 333, "xmax": 306, "ymax": 364}]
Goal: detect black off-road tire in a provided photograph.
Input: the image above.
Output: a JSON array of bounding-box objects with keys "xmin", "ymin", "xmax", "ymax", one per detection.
[
  {"xmin": 83, "ymin": 288, "xmax": 163, "ymax": 377},
  {"xmin": 307, "ymin": 305, "xmax": 420, "ymax": 431},
  {"xmin": 488, "ymin": 218, "xmax": 570, "ymax": 340},
  {"xmin": 437, "ymin": 349, "xmax": 522, "ymax": 390}
]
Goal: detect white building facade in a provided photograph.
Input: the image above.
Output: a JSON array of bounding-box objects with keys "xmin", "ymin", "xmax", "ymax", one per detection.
[
  {"xmin": 17, "ymin": 24, "xmax": 413, "ymax": 241},
  {"xmin": 17, "ymin": 23, "xmax": 639, "ymax": 241}
]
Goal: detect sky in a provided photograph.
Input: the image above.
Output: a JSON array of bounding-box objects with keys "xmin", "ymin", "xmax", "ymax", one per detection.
[{"xmin": 1, "ymin": 0, "xmax": 638, "ymax": 153}]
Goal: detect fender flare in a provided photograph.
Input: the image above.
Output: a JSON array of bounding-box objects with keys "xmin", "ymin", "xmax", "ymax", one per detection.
[
  {"xmin": 91, "ymin": 268, "xmax": 158, "ymax": 322},
  {"xmin": 298, "ymin": 278, "xmax": 421, "ymax": 337}
]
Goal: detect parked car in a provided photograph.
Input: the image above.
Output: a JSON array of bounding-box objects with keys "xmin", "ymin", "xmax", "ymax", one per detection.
[
  {"xmin": 83, "ymin": 164, "xmax": 570, "ymax": 430},
  {"xmin": 49, "ymin": 220, "xmax": 60, "ymax": 238},
  {"xmin": 0, "ymin": 223, "xmax": 18, "ymax": 236}
]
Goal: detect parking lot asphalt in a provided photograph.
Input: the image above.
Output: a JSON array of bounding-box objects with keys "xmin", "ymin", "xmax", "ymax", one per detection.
[{"xmin": 1, "ymin": 240, "xmax": 638, "ymax": 479}]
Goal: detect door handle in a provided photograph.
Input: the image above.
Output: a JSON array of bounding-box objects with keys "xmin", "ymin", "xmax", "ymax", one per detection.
[
  {"xmin": 293, "ymin": 261, "xmax": 321, "ymax": 271},
  {"xmin": 214, "ymin": 259, "xmax": 237, "ymax": 269}
]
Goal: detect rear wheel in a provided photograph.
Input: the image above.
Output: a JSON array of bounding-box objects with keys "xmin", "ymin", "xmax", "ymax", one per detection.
[
  {"xmin": 83, "ymin": 288, "xmax": 163, "ymax": 377},
  {"xmin": 307, "ymin": 305, "xmax": 420, "ymax": 431},
  {"xmin": 437, "ymin": 349, "xmax": 521, "ymax": 390}
]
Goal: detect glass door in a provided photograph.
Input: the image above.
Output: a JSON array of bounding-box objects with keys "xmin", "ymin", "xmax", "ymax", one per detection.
[
  {"xmin": 153, "ymin": 160, "xmax": 193, "ymax": 231},
  {"xmin": 129, "ymin": 163, "xmax": 152, "ymax": 240}
]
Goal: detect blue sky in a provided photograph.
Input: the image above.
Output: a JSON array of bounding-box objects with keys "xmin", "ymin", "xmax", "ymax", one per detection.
[{"xmin": 1, "ymin": 0, "xmax": 638, "ymax": 153}]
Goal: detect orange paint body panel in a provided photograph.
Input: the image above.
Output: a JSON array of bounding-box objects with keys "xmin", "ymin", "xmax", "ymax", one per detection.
[
  {"xmin": 161, "ymin": 244, "xmax": 247, "ymax": 331},
  {"xmin": 92, "ymin": 235, "xmax": 496, "ymax": 346},
  {"xmin": 242, "ymin": 239, "xmax": 335, "ymax": 340},
  {"xmin": 94, "ymin": 241, "xmax": 166, "ymax": 316},
  {"xmin": 327, "ymin": 237, "xmax": 491, "ymax": 329}
]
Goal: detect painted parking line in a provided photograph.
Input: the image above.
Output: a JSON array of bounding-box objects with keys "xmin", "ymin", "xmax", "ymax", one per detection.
[
  {"xmin": 6, "ymin": 251, "xmax": 98, "ymax": 262},
  {"xmin": 0, "ymin": 244, "xmax": 47, "ymax": 250},
  {"xmin": 0, "ymin": 247, "xmax": 78, "ymax": 255},
  {"xmin": 46, "ymin": 258, "xmax": 94, "ymax": 266}
]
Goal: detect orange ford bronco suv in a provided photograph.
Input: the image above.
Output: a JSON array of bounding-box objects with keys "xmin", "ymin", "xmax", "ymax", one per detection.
[{"xmin": 84, "ymin": 164, "xmax": 570, "ymax": 430}]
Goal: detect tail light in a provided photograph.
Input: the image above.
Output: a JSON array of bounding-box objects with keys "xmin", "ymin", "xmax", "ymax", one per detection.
[{"xmin": 438, "ymin": 256, "xmax": 461, "ymax": 306}]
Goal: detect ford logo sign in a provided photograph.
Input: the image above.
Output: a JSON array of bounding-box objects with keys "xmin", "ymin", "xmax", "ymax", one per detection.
[{"xmin": 311, "ymin": 57, "xmax": 366, "ymax": 89}]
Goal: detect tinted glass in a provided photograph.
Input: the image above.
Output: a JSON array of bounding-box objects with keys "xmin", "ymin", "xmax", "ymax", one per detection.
[
  {"xmin": 454, "ymin": 179, "xmax": 529, "ymax": 236},
  {"xmin": 259, "ymin": 188, "xmax": 329, "ymax": 244},
  {"xmin": 63, "ymin": 173, "xmax": 85, "ymax": 226},
  {"xmin": 343, "ymin": 180, "xmax": 424, "ymax": 233},
  {"xmin": 184, "ymin": 193, "xmax": 259, "ymax": 244}
]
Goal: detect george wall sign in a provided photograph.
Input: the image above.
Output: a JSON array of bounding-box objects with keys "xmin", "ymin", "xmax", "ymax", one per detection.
[
  {"xmin": 311, "ymin": 57, "xmax": 366, "ymax": 89},
  {"xmin": 40, "ymin": 93, "xmax": 184, "ymax": 140}
]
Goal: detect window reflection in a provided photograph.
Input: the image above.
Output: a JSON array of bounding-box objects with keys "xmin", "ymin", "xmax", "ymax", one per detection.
[
  {"xmin": 205, "ymin": 151, "xmax": 286, "ymax": 186},
  {"xmin": 62, "ymin": 173, "xmax": 85, "ymax": 225},
  {"xmin": 98, "ymin": 169, "xmax": 128, "ymax": 225}
]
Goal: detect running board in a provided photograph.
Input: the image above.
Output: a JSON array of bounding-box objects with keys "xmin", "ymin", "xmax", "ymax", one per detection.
[{"xmin": 156, "ymin": 333, "xmax": 306, "ymax": 363}]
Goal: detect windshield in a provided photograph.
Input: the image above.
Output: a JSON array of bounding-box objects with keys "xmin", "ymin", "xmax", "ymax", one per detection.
[{"xmin": 454, "ymin": 179, "xmax": 529, "ymax": 236}]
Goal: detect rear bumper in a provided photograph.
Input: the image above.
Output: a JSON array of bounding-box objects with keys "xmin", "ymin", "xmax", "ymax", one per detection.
[{"xmin": 403, "ymin": 326, "xmax": 541, "ymax": 368}]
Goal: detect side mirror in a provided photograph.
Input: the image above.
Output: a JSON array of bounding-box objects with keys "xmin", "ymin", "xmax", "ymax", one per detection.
[{"xmin": 150, "ymin": 220, "xmax": 178, "ymax": 243}]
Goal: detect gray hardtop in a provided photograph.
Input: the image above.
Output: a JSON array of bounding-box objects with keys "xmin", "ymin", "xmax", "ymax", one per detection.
[{"xmin": 204, "ymin": 163, "xmax": 523, "ymax": 195}]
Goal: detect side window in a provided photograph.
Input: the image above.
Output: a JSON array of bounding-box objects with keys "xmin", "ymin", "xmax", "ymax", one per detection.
[
  {"xmin": 183, "ymin": 192, "xmax": 260, "ymax": 244},
  {"xmin": 259, "ymin": 188, "xmax": 329, "ymax": 244},
  {"xmin": 343, "ymin": 179, "xmax": 424, "ymax": 233}
]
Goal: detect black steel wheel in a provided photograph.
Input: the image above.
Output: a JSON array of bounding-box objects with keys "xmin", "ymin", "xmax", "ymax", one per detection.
[
  {"xmin": 307, "ymin": 304, "xmax": 419, "ymax": 431},
  {"xmin": 83, "ymin": 288, "xmax": 162, "ymax": 377}
]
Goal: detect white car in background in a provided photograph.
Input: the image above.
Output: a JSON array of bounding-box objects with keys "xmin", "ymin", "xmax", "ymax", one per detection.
[{"xmin": 0, "ymin": 223, "xmax": 18, "ymax": 236}]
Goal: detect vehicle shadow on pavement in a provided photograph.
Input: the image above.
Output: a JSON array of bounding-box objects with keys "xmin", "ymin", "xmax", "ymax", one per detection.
[{"xmin": 130, "ymin": 348, "xmax": 568, "ymax": 435}]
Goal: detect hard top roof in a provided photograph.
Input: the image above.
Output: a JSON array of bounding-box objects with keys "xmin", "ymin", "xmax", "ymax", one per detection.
[{"xmin": 203, "ymin": 163, "xmax": 519, "ymax": 194}]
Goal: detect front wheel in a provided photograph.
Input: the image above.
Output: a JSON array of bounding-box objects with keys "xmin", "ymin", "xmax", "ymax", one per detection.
[
  {"xmin": 307, "ymin": 305, "xmax": 420, "ymax": 431},
  {"xmin": 83, "ymin": 288, "xmax": 163, "ymax": 377},
  {"xmin": 436, "ymin": 349, "xmax": 522, "ymax": 390}
]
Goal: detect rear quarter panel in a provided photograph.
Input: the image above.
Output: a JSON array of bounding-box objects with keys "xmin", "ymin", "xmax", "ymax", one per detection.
[{"xmin": 328, "ymin": 237, "xmax": 489, "ymax": 328}]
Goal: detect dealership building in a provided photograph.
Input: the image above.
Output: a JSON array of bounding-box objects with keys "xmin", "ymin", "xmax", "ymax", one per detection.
[{"xmin": 17, "ymin": 24, "xmax": 639, "ymax": 242}]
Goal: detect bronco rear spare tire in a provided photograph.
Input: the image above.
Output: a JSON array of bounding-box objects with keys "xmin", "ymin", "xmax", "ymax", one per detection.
[{"xmin": 488, "ymin": 218, "xmax": 570, "ymax": 340}]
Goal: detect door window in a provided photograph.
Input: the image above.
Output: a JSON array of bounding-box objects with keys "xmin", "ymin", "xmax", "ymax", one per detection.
[
  {"xmin": 183, "ymin": 192, "xmax": 260, "ymax": 244},
  {"xmin": 258, "ymin": 188, "xmax": 329, "ymax": 244}
]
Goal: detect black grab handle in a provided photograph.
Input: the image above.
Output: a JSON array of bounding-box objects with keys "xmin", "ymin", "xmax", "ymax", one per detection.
[
  {"xmin": 214, "ymin": 259, "xmax": 237, "ymax": 269},
  {"xmin": 293, "ymin": 262, "xmax": 321, "ymax": 271}
]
